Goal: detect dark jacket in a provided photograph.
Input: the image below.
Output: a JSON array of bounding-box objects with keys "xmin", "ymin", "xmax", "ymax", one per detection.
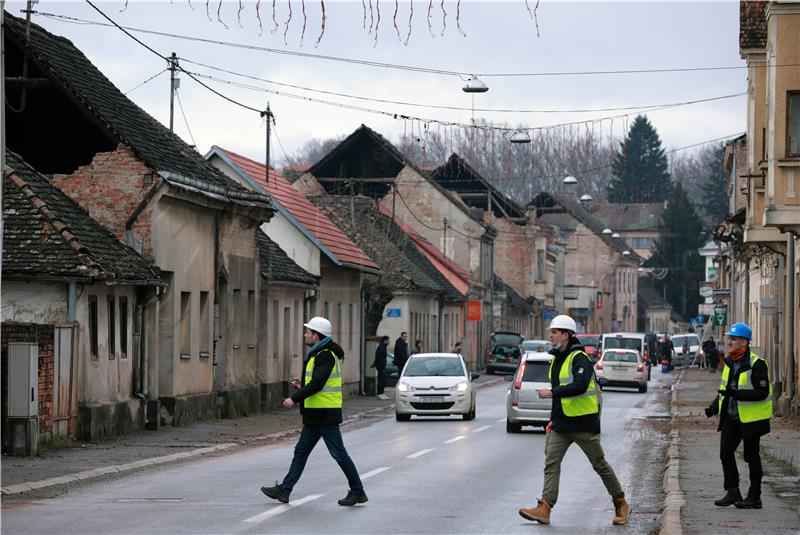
[
  {"xmin": 549, "ymin": 340, "xmax": 601, "ymax": 434},
  {"xmin": 291, "ymin": 339, "xmax": 345, "ymax": 426},
  {"xmin": 394, "ymin": 338, "xmax": 409, "ymax": 367},
  {"xmin": 373, "ymin": 343, "xmax": 387, "ymax": 370},
  {"xmin": 706, "ymin": 353, "xmax": 771, "ymax": 439}
]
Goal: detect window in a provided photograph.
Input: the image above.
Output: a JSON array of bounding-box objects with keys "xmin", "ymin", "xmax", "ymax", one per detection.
[
  {"xmin": 283, "ymin": 307, "xmax": 291, "ymax": 357},
  {"xmin": 247, "ymin": 290, "xmax": 256, "ymax": 348},
  {"xmin": 324, "ymin": 301, "xmax": 330, "ymax": 319},
  {"xmin": 626, "ymin": 237, "xmax": 655, "ymax": 249},
  {"xmin": 789, "ymin": 91, "xmax": 800, "ymax": 157},
  {"xmin": 89, "ymin": 295, "xmax": 98, "ymax": 359},
  {"xmin": 199, "ymin": 291, "xmax": 210, "ymax": 357},
  {"xmin": 119, "ymin": 296, "xmax": 128, "ymax": 357},
  {"xmin": 272, "ymin": 300, "xmax": 280, "ymax": 356},
  {"xmin": 535, "ymin": 250, "xmax": 545, "ymax": 282},
  {"xmin": 348, "ymin": 303, "xmax": 354, "ymax": 350},
  {"xmin": 336, "ymin": 303, "xmax": 342, "ymax": 340},
  {"xmin": 180, "ymin": 291, "xmax": 191, "ymax": 358},
  {"xmin": 107, "ymin": 295, "xmax": 116, "ymax": 359},
  {"xmin": 232, "ymin": 289, "xmax": 241, "ymax": 349}
]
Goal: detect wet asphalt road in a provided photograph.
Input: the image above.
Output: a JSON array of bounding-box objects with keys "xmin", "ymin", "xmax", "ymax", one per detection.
[{"xmin": 1, "ymin": 372, "xmax": 672, "ymax": 534}]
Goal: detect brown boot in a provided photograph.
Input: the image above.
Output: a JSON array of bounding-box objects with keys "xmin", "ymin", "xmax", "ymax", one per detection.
[
  {"xmin": 612, "ymin": 497, "xmax": 630, "ymax": 525},
  {"xmin": 519, "ymin": 499, "xmax": 552, "ymax": 524}
]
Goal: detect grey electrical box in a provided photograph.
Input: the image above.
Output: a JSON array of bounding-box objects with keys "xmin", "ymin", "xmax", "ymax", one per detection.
[{"xmin": 8, "ymin": 343, "xmax": 38, "ymax": 417}]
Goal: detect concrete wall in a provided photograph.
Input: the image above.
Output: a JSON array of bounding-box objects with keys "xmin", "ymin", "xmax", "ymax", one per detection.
[{"xmin": 2, "ymin": 282, "xmax": 68, "ymax": 324}]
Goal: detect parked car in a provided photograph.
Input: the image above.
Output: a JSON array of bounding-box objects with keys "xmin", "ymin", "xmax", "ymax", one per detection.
[
  {"xmin": 395, "ymin": 353, "xmax": 479, "ymax": 421},
  {"xmin": 486, "ymin": 331, "xmax": 524, "ymax": 375},
  {"xmin": 671, "ymin": 334, "xmax": 702, "ymax": 367},
  {"xmin": 505, "ymin": 351, "xmax": 553, "ymax": 433},
  {"xmin": 521, "ymin": 339, "xmax": 553, "ymax": 353},
  {"xmin": 595, "ymin": 348, "xmax": 647, "ymax": 392},
  {"xmin": 576, "ymin": 333, "xmax": 601, "ymax": 362},
  {"xmin": 601, "ymin": 332, "xmax": 651, "ymax": 379}
]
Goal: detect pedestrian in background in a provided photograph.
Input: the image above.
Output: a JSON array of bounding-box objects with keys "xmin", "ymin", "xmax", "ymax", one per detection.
[
  {"xmin": 519, "ymin": 315, "xmax": 630, "ymax": 526},
  {"xmin": 450, "ymin": 341, "xmax": 463, "ymax": 354},
  {"xmin": 703, "ymin": 336, "xmax": 718, "ymax": 372},
  {"xmin": 372, "ymin": 336, "xmax": 390, "ymax": 400},
  {"xmin": 704, "ymin": 323, "xmax": 771, "ymax": 509},
  {"xmin": 393, "ymin": 332, "xmax": 409, "ymax": 374},
  {"xmin": 261, "ymin": 317, "xmax": 368, "ymax": 507},
  {"xmin": 410, "ymin": 339, "xmax": 423, "ymax": 355},
  {"xmin": 660, "ymin": 334, "xmax": 674, "ymax": 371}
]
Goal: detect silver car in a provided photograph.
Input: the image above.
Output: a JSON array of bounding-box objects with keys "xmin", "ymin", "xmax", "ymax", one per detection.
[
  {"xmin": 395, "ymin": 353, "xmax": 478, "ymax": 421},
  {"xmin": 505, "ymin": 351, "xmax": 553, "ymax": 433},
  {"xmin": 671, "ymin": 334, "xmax": 702, "ymax": 367},
  {"xmin": 595, "ymin": 348, "xmax": 647, "ymax": 392}
]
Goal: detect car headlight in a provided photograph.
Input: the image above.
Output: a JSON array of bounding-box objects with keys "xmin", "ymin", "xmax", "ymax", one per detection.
[
  {"xmin": 397, "ymin": 382, "xmax": 413, "ymax": 392},
  {"xmin": 455, "ymin": 381, "xmax": 469, "ymax": 392}
]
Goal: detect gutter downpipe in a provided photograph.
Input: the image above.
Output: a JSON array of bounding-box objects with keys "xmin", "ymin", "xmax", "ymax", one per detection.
[{"xmin": 786, "ymin": 234, "xmax": 796, "ymax": 402}]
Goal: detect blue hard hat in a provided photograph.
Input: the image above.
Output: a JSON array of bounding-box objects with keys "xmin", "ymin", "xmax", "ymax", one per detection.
[{"xmin": 726, "ymin": 322, "xmax": 752, "ymax": 341}]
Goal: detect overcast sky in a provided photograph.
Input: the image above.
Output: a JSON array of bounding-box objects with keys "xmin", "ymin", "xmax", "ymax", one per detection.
[{"xmin": 8, "ymin": 1, "xmax": 746, "ymax": 167}]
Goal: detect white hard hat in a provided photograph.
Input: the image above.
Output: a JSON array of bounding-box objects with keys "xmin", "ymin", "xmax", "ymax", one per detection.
[
  {"xmin": 303, "ymin": 316, "xmax": 332, "ymax": 337},
  {"xmin": 548, "ymin": 314, "xmax": 577, "ymax": 333}
]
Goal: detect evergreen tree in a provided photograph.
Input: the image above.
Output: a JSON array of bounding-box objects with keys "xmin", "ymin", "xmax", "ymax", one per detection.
[
  {"xmin": 607, "ymin": 115, "xmax": 671, "ymax": 203},
  {"xmin": 700, "ymin": 143, "xmax": 729, "ymax": 224},
  {"xmin": 646, "ymin": 181, "xmax": 706, "ymax": 319}
]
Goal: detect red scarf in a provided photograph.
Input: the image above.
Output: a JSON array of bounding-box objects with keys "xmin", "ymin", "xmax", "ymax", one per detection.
[{"xmin": 728, "ymin": 346, "xmax": 747, "ymax": 362}]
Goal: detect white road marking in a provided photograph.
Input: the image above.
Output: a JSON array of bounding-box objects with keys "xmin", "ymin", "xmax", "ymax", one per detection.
[
  {"xmin": 360, "ymin": 467, "xmax": 390, "ymax": 479},
  {"xmin": 406, "ymin": 448, "xmax": 434, "ymax": 459},
  {"xmin": 497, "ymin": 418, "xmax": 506, "ymax": 423},
  {"xmin": 473, "ymin": 425, "xmax": 492, "ymax": 432},
  {"xmin": 444, "ymin": 435, "xmax": 466, "ymax": 443},
  {"xmin": 243, "ymin": 494, "xmax": 325, "ymax": 523}
]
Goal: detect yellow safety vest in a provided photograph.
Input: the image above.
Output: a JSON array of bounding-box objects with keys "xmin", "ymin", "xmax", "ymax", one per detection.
[
  {"xmin": 304, "ymin": 349, "xmax": 343, "ymax": 409},
  {"xmin": 718, "ymin": 352, "xmax": 772, "ymax": 424},
  {"xmin": 548, "ymin": 349, "xmax": 599, "ymax": 417}
]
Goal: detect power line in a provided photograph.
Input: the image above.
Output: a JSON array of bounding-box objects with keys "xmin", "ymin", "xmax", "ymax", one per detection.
[
  {"xmin": 175, "ymin": 88, "xmax": 198, "ymax": 147},
  {"xmin": 123, "ymin": 68, "xmax": 167, "ymax": 95},
  {"xmin": 181, "ymin": 58, "xmax": 745, "ymax": 115},
  {"xmin": 35, "ymin": 10, "xmax": 800, "ymax": 79}
]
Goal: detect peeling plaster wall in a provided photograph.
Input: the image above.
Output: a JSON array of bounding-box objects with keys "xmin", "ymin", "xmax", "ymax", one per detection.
[{"xmin": 2, "ymin": 282, "xmax": 68, "ymax": 324}]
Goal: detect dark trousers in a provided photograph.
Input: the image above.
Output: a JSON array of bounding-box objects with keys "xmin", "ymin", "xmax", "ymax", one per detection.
[
  {"xmin": 720, "ymin": 418, "xmax": 762, "ymax": 494},
  {"xmin": 376, "ymin": 367, "xmax": 386, "ymax": 395},
  {"xmin": 280, "ymin": 424, "xmax": 364, "ymax": 493}
]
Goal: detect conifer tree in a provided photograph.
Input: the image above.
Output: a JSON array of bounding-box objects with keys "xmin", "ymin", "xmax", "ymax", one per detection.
[
  {"xmin": 700, "ymin": 143, "xmax": 729, "ymax": 224},
  {"xmin": 607, "ymin": 115, "xmax": 671, "ymax": 203}
]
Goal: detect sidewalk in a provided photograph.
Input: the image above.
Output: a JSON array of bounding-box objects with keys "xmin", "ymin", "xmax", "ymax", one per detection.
[
  {"xmin": 668, "ymin": 367, "xmax": 800, "ymax": 534},
  {"xmin": 2, "ymin": 375, "xmax": 504, "ymax": 496}
]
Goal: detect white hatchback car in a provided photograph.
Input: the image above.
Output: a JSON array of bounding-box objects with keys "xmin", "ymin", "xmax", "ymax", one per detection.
[
  {"xmin": 395, "ymin": 353, "xmax": 479, "ymax": 421},
  {"xmin": 595, "ymin": 348, "xmax": 647, "ymax": 392}
]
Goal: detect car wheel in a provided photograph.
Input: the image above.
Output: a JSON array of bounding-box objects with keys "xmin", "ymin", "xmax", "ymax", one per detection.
[
  {"xmin": 506, "ymin": 419, "xmax": 522, "ymax": 433},
  {"xmin": 463, "ymin": 405, "xmax": 476, "ymax": 421},
  {"xmin": 639, "ymin": 382, "xmax": 648, "ymax": 393},
  {"xmin": 395, "ymin": 413, "xmax": 411, "ymax": 422}
]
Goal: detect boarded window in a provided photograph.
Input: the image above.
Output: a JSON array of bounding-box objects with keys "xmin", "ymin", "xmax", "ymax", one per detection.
[
  {"xmin": 119, "ymin": 296, "xmax": 128, "ymax": 357},
  {"xmin": 107, "ymin": 295, "xmax": 116, "ymax": 359},
  {"xmin": 89, "ymin": 295, "xmax": 98, "ymax": 360},
  {"xmin": 199, "ymin": 291, "xmax": 210, "ymax": 357},
  {"xmin": 180, "ymin": 291, "xmax": 191, "ymax": 358},
  {"xmin": 348, "ymin": 303, "xmax": 354, "ymax": 350}
]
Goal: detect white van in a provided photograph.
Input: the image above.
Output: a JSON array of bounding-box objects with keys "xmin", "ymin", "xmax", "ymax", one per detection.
[{"xmin": 600, "ymin": 332, "xmax": 651, "ymax": 380}]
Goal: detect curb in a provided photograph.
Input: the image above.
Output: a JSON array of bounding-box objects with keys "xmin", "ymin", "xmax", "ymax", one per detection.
[
  {"xmin": 660, "ymin": 369, "xmax": 686, "ymax": 535},
  {"xmin": 2, "ymin": 376, "xmax": 506, "ymax": 496}
]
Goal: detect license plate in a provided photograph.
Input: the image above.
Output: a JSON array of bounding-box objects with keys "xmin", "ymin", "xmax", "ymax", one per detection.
[
  {"xmin": 612, "ymin": 366, "xmax": 626, "ymax": 371},
  {"xmin": 418, "ymin": 396, "xmax": 445, "ymax": 403}
]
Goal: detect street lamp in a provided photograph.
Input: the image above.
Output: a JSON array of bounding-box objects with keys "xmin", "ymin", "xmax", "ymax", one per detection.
[
  {"xmin": 563, "ymin": 175, "xmax": 578, "ymax": 185},
  {"xmin": 603, "ymin": 228, "xmax": 613, "ymax": 235},
  {"xmin": 622, "ymin": 250, "xmax": 631, "ymax": 256},
  {"xmin": 612, "ymin": 232, "xmax": 621, "ymax": 238},
  {"xmin": 579, "ymin": 194, "xmax": 593, "ymax": 203},
  {"xmin": 510, "ymin": 130, "xmax": 531, "ymax": 144},
  {"xmin": 462, "ymin": 76, "xmax": 489, "ymax": 93}
]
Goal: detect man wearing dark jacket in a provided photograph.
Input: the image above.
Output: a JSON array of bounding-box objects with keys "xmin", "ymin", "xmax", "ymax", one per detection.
[
  {"xmin": 261, "ymin": 317, "xmax": 367, "ymax": 507},
  {"xmin": 393, "ymin": 332, "xmax": 409, "ymax": 373},
  {"xmin": 372, "ymin": 336, "xmax": 389, "ymax": 399},
  {"xmin": 519, "ymin": 315, "xmax": 629, "ymax": 526},
  {"xmin": 705, "ymin": 323, "xmax": 771, "ymax": 509}
]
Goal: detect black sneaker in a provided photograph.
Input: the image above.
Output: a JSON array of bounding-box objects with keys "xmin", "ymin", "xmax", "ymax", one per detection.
[
  {"xmin": 338, "ymin": 490, "xmax": 368, "ymax": 506},
  {"xmin": 260, "ymin": 482, "xmax": 290, "ymax": 503}
]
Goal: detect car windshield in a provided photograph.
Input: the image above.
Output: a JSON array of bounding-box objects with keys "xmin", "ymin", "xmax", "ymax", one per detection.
[
  {"xmin": 673, "ymin": 335, "xmax": 700, "ymax": 348},
  {"xmin": 603, "ymin": 351, "xmax": 639, "ymax": 363},
  {"xmin": 577, "ymin": 335, "xmax": 599, "ymax": 346},
  {"xmin": 522, "ymin": 361, "xmax": 551, "ymax": 382},
  {"xmin": 403, "ymin": 357, "xmax": 465, "ymax": 377},
  {"xmin": 522, "ymin": 341, "xmax": 552, "ymax": 352},
  {"xmin": 604, "ymin": 337, "xmax": 641, "ymax": 351}
]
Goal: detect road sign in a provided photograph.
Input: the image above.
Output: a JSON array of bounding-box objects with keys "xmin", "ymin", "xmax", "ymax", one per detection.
[
  {"xmin": 386, "ymin": 308, "xmax": 402, "ymax": 318},
  {"xmin": 713, "ymin": 307, "xmax": 727, "ymax": 326}
]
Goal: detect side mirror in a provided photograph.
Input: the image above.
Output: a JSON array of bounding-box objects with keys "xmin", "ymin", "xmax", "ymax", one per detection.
[
  {"xmin": 503, "ymin": 374, "xmax": 513, "ymax": 382},
  {"xmin": 471, "ymin": 373, "xmax": 480, "ymax": 382}
]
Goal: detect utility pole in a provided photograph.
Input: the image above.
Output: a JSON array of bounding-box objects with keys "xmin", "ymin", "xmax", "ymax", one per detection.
[
  {"xmin": 168, "ymin": 52, "xmax": 178, "ymax": 132},
  {"xmin": 443, "ymin": 217, "xmax": 448, "ymax": 257},
  {"xmin": 260, "ymin": 103, "xmax": 275, "ymax": 187}
]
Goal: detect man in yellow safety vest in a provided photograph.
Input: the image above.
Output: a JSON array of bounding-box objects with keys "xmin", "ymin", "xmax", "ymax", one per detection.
[
  {"xmin": 519, "ymin": 315, "xmax": 630, "ymax": 526},
  {"xmin": 261, "ymin": 316, "xmax": 367, "ymax": 506},
  {"xmin": 705, "ymin": 322, "xmax": 772, "ymax": 509}
]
